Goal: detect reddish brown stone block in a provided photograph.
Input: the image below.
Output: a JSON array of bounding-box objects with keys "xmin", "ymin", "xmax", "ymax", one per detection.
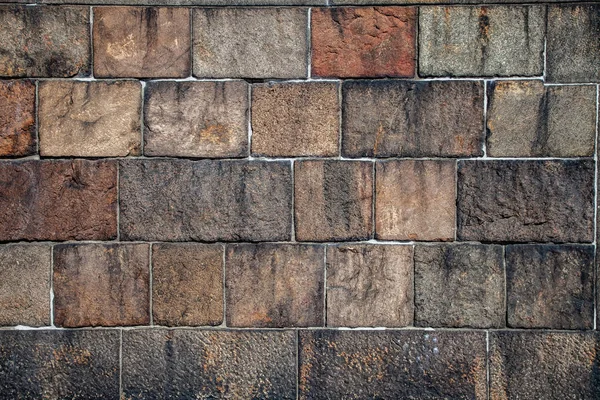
[{"xmin": 0, "ymin": 80, "xmax": 35, "ymax": 157}]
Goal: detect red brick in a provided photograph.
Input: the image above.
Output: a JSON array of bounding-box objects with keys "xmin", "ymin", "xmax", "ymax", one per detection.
[{"xmin": 0, "ymin": 80, "xmax": 35, "ymax": 157}]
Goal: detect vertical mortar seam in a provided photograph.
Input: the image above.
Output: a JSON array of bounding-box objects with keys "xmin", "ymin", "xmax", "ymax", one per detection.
[
  {"xmin": 307, "ymin": 8, "xmax": 312, "ymax": 79},
  {"xmin": 89, "ymin": 6, "xmax": 94, "ymax": 79},
  {"xmin": 295, "ymin": 329, "xmax": 300, "ymax": 400},
  {"xmin": 486, "ymin": 330, "xmax": 490, "ymax": 400},
  {"xmin": 594, "ymin": 84, "xmax": 599, "ymax": 330},
  {"xmin": 323, "ymin": 245, "xmax": 327, "ymax": 327},
  {"xmin": 189, "ymin": 7, "xmax": 194, "ymax": 78},
  {"xmin": 247, "ymin": 83, "xmax": 252, "ymax": 157},
  {"xmin": 412, "ymin": 243, "xmax": 416, "ymax": 326},
  {"xmin": 119, "ymin": 328, "xmax": 123, "ymax": 399},
  {"xmin": 49, "ymin": 244, "xmax": 54, "ymax": 327},
  {"xmin": 222, "ymin": 244, "xmax": 227, "ymax": 328},
  {"xmin": 372, "ymin": 160, "xmax": 376, "ymax": 239},
  {"xmin": 140, "ymin": 81, "xmax": 146, "ymax": 156},
  {"xmin": 35, "ymin": 80, "xmax": 39, "ymax": 157},
  {"xmin": 542, "ymin": 5, "xmax": 547, "ymax": 82},
  {"xmin": 116, "ymin": 161, "xmax": 120, "ymax": 241},
  {"xmin": 503, "ymin": 245, "xmax": 508, "ymax": 328},
  {"xmin": 415, "ymin": 6, "xmax": 419, "ymax": 79},
  {"xmin": 148, "ymin": 243, "xmax": 153, "ymax": 326},
  {"xmin": 338, "ymin": 80, "xmax": 342, "ymax": 158},
  {"xmin": 291, "ymin": 160, "xmax": 296, "ymax": 242},
  {"xmin": 482, "ymin": 80, "xmax": 488, "ymax": 158}
]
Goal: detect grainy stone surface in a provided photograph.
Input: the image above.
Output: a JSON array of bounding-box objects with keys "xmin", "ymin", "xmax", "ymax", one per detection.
[
  {"xmin": 122, "ymin": 329, "xmax": 296, "ymax": 399},
  {"xmin": 0, "ymin": 244, "xmax": 50, "ymax": 326},
  {"xmin": 326, "ymin": 244, "xmax": 413, "ymax": 327},
  {"xmin": 311, "ymin": 7, "xmax": 416, "ymax": 78},
  {"xmin": 152, "ymin": 243, "xmax": 223, "ymax": 326},
  {"xmin": 39, "ymin": 80, "xmax": 142, "ymax": 157},
  {"xmin": 46, "ymin": 0, "xmax": 322, "ymax": 3},
  {"xmin": 547, "ymin": 5, "xmax": 600, "ymax": 83},
  {"xmin": 0, "ymin": 80, "xmax": 35, "ymax": 157},
  {"xmin": 226, "ymin": 244, "xmax": 324, "ymax": 327},
  {"xmin": 419, "ymin": 6, "xmax": 545, "ymax": 77},
  {"xmin": 0, "ymin": 160, "xmax": 117, "ymax": 241},
  {"xmin": 53, "ymin": 243, "xmax": 150, "ymax": 327},
  {"xmin": 0, "ymin": 6, "xmax": 89, "ymax": 77},
  {"xmin": 414, "ymin": 244, "xmax": 505, "ymax": 328},
  {"xmin": 487, "ymin": 81, "xmax": 596, "ymax": 157},
  {"xmin": 295, "ymin": 161, "xmax": 372, "ymax": 241},
  {"xmin": 120, "ymin": 159, "xmax": 292, "ymax": 241},
  {"xmin": 299, "ymin": 330, "xmax": 487, "ymax": 399},
  {"xmin": 506, "ymin": 244, "xmax": 594, "ymax": 329},
  {"xmin": 0, "ymin": 330, "xmax": 120, "ymax": 399},
  {"xmin": 342, "ymin": 80, "xmax": 484, "ymax": 157},
  {"xmin": 457, "ymin": 160, "xmax": 594, "ymax": 243},
  {"xmin": 93, "ymin": 7, "xmax": 190, "ymax": 78},
  {"xmin": 144, "ymin": 80, "xmax": 248, "ymax": 158},
  {"xmin": 251, "ymin": 82, "xmax": 339, "ymax": 157},
  {"xmin": 376, "ymin": 160, "xmax": 456, "ymax": 241},
  {"xmin": 193, "ymin": 8, "xmax": 307, "ymax": 79},
  {"xmin": 490, "ymin": 331, "xmax": 600, "ymax": 400}
]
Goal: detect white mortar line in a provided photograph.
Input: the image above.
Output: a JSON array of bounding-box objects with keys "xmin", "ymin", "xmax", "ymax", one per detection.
[
  {"xmin": 35, "ymin": 80, "xmax": 40, "ymax": 156},
  {"xmin": 148, "ymin": 243, "xmax": 153, "ymax": 326},
  {"xmin": 116, "ymin": 162, "xmax": 121, "ymax": 241},
  {"xmin": 49, "ymin": 244, "xmax": 54, "ymax": 327},
  {"xmin": 189, "ymin": 7, "xmax": 194, "ymax": 79},
  {"xmin": 221, "ymin": 244, "xmax": 227, "ymax": 328},
  {"xmin": 89, "ymin": 7, "xmax": 94, "ymax": 79},
  {"xmin": 140, "ymin": 81, "xmax": 146, "ymax": 156},
  {"xmin": 542, "ymin": 6, "xmax": 547, "ymax": 82},
  {"xmin": 323, "ymin": 245, "xmax": 327, "ymax": 326},
  {"xmin": 307, "ymin": 8, "xmax": 312, "ymax": 79},
  {"xmin": 337, "ymin": 81, "xmax": 343, "ymax": 158},
  {"xmin": 486, "ymin": 331, "xmax": 490, "ymax": 400},
  {"xmin": 595, "ymin": 84, "xmax": 599, "ymax": 330},
  {"xmin": 295, "ymin": 330, "xmax": 300, "ymax": 399},
  {"xmin": 119, "ymin": 329, "xmax": 123, "ymax": 399},
  {"xmin": 482, "ymin": 80, "xmax": 488, "ymax": 158},
  {"xmin": 291, "ymin": 160, "xmax": 296, "ymax": 242},
  {"xmin": 371, "ymin": 161, "xmax": 376, "ymax": 239},
  {"xmin": 247, "ymin": 84, "xmax": 252, "ymax": 157}
]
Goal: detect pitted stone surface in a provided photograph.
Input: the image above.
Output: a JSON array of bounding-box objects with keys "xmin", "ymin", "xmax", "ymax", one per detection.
[{"xmin": 0, "ymin": 80, "xmax": 36, "ymax": 157}]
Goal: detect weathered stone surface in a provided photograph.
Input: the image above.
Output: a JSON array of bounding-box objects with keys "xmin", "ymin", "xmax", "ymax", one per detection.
[
  {"xmin": 414, "ymin": 244, "xmax": 505, "ymax": 328},
  {"xmin": 295, "ymin": 161, "xmax": 372, "ymax": 241},
  {"xmin": 152, "ymin": 243, "xmax": 223, "ymax": 326},
  {"xmin": 376, "ymin": 160, "xmax": 456, "ymax": 241},
  {"xmin": 487, "ymin": 81, "xmax": 596, "ymax": 157},
  {"xmin": 122, "ymin": 329, "xmax": 296, "ymax": 399},
  {"xmin": 0, "ymin": 6, "xmax": 89, "ymax": 77},
  {"xmin": 299, "ymin": 330, "xmax": 487, "ymax": 399},
  {"xmin": 144, "ymin": 80, "xmax": 248, "ymax": 158},
  {"xmin": 0, "ymin": 330, "xmax": 120, "ymax": 399},
  {"xmin": 120, "ymin": 159, "xmax": 291, "ymax": 241},
  {"xmin": 0, "ymin": 244, "xmax": 50, "ymax": 326},
  {"xmin": 39, "ymin": 80, "xmax": 141, "ymax": 157},
  {"xmin": 342, "ymin": 80, "xmax": 484, "ymax": 157},
  {"xmin": 53, "ymin": 243, "xmax": 150, "ymax": 327},
  {"xmin": 506, "ymin": 244, "xmax": 594, "ymax": 329},
  {"xmin": 0, "ymin": 80, "xmax": 35, "ymax": 157},
  {"xmin": 547, "ymin": 5, "xmax": 600, "ymax": 83},
  {"xmin": 311, "ymin": 7, "xmax": 416, "ymax": 78},
  {"xmin": 93, "ymin": 7, "xmax": 190, "ymax": 78},
  {"xmin": 490, "ymin": 331, "xmax": 600, "ymax": 400},
  {"xmin": 419, "ymin": 6, "xmax": 545, "ymax": 77},
  {"xmin": 326, "ymin": 244, "xmax": 413, "ymax": 327},
  {"xmin": 251, "ymin": 82, "xmax": 339, "ymax": 157},
  {"xmin": 333, "ymin": 0, "xmax": 562, "ymax": 3},
  {"xmin": 193, "ymin": 8, "xmax": 307, "ymax": 79},
  {"xmin": 457, "ymin": 160, "xmax": 594, "ymax": 243},
  {"xmin": 0, "ymin": 160, "xmax": 117, "ymax": 241},
  {"xmin": 45, "ymin": 0, "xmax": 322, "ymax": 4},
  {"xmin": 226, "ymin": 244, "xmax": 324, "ymax": 327}
]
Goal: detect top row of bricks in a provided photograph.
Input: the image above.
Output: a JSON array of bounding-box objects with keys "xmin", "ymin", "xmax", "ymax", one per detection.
[{"xmin": 0, "ymin": 5, "xmax": 598, "ymax": 82}]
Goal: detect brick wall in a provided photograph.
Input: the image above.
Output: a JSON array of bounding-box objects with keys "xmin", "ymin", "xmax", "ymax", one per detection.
[{"xmin": 0, "ymin": 1, "xmax": 598, "ymax": 399}]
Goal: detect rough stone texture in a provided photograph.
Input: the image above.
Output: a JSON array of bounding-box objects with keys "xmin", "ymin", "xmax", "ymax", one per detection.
[
  {"xmin": 93, "ymin": 7, "xmax": 190, "ymax": 78},
  {"xmin": 144, "ymin": 80, "xmax": 248, "ymax": 158},
  {"xmin": 39, "ymin": 80, "xmax": 141, "ymax": 157},
  {"xmin": 122, "ymin": 329, "xmax": 296, "ymax": 399},
  {"xmin": 506, "ymin": 244, "xmax": 594, "ymax": 329},
  {"xmin": 193, "ymin": 8, "xmax": 307, "ymax": 79},
  {"xmin": 0, "ymin": 6, "xmax": 89, "ymax": 77},
  {"xmin": 295, "ymin": 161, "xmax": 373, "ymax": 241},
  {"xmin": 0, "ymin": 330, "xmax": 120, "ymax": 399},
  {"xmin": 0, "ymin": 160, "xmax": 117, "ymax": 241},
  {"xmin": 490, "ymin": 331, "xmax": 600, "ymax": 400},
  {"xmin": 487, "ymin": 81, "xmax": 596, "ymax": 157},
  {"xmin": 311, "ymin": 7, "xmax": 416, "ymax": 78},
  {"xmin": 326, "ymin": 244, "xmax": 413, "ymax": 327},
  {"xmin": 53, "ymin": 243, "xmax": 150, "ymax": 327},
  {"xmin": 376, "ymin": 160, "xmax": 456, "ymax": 241},
  {"xmin": 120, "ymin": 159, "xmax": 292, "ymax": 241},
  {"xmin": 457, "ymin": 160, "xmax": 594, "ymax": 243},
  {"xmin": 0, "ymin": 80, "xmax": 35, "ymax": 157},
  {"xmin": 299, "ymin": 330, "xmax": 487, "ymax": 399},
  {"xmin": 0, "ymin": 244, "xmax": 50, "ymax": 326},
  {"xmin": 414, "ymin": 244, "xmax": 505, "ymax": 328},
  {"xmin": 419, "ymin": 6, "xmax": 545, "ymax": 77},
  {"xmin": 547, "ymin": 5, "xmax": 600, "ymax": 83},
  {"xmin": 342, "ymin": 80, "xmax": 484, "ymax": 157},
  {"xmin": 45, "ymin": 0, "xmax": 321, "ymax": 3},
  {"xmin": 152, "ymin": 243, "xmax": 223, "ymax": 326},
  {"xmin": 226, "ymin": 244, "xmax": 324, "ymax": 328},
  {"xmin": 251, "ymin": 82, "xmax": 339, "ymax": 157}
]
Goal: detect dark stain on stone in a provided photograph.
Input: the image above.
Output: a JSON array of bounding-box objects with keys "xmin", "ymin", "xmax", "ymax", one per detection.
[{"xmin": 478, "ymin": 7, "xmax": 490, "ymax": 69}]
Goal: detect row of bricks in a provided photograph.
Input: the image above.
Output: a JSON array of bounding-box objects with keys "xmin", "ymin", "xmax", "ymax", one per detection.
[{"xmin": 0, "ymin": 5, "xmax": 598, "ymax": 81}]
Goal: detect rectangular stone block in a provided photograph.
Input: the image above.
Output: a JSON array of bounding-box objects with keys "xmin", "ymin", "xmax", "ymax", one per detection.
[
  {"xmin": 299, "ymin": 330, "xmax": 487, "ymax": 399},
  {"xmin": 342, "ymin": 80, "xmax": 484, "ymax": 157},
  {"xmin": 144, "ymin": 80, "xmax": 248, "ymax": 158},
  {"xmin": 119, "ymin": 159, "xmax": 292, "ymax": 241},
  {"xmin": 0, "ymin": 80, "xmax": 36, "ymax": 157},
  {"xmin": 225, "ymin": 243, "xmax": 324, "ymax": 327},
  {"xmin": 53, "ymin": 243, "xmax": 150, "ymax": 327},
  {"xmin": 39, "ymin": 80, "xmax": 141, "ymax": 157},
  {"xmin": 0, "ymin": 160, "xmax": 117, "ymax": 241},
  {"xmin": 45, "ymin": 0, "xmax": 323, "ymax": 3},
  {"xmin": 457, "ymin": 160, "xmax": 594, "ymax": 243},
  {"xmin": 122, "ymin": 329, "xmax": 296, "ymax": 399}
]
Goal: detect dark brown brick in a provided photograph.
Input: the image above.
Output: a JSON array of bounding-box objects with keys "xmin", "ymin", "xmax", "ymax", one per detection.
[
  {"xmin": 53, "ymin": 243, "xmax": 150, "ymax": 327},
  {"xmin": 0, "ymin": 160, "xmax": 117, "ymax": 241},
  {"xmin": 0, "ymin": 80, "xmax": 35, "ymax": 157},
  {"xmin": 226, "ymin": 243, "xmax": 324, "ymax": 328}
]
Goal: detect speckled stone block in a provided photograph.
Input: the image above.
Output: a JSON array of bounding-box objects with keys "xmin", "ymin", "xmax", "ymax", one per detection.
[{"xmin": 0, "ymin": 80, "xmax": 36, "ymax": 157}]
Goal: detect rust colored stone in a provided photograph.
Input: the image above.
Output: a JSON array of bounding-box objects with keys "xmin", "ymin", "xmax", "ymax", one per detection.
[{"xmin": 0, "ymin": 80, "xmax": 35, "ymax": 157}]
